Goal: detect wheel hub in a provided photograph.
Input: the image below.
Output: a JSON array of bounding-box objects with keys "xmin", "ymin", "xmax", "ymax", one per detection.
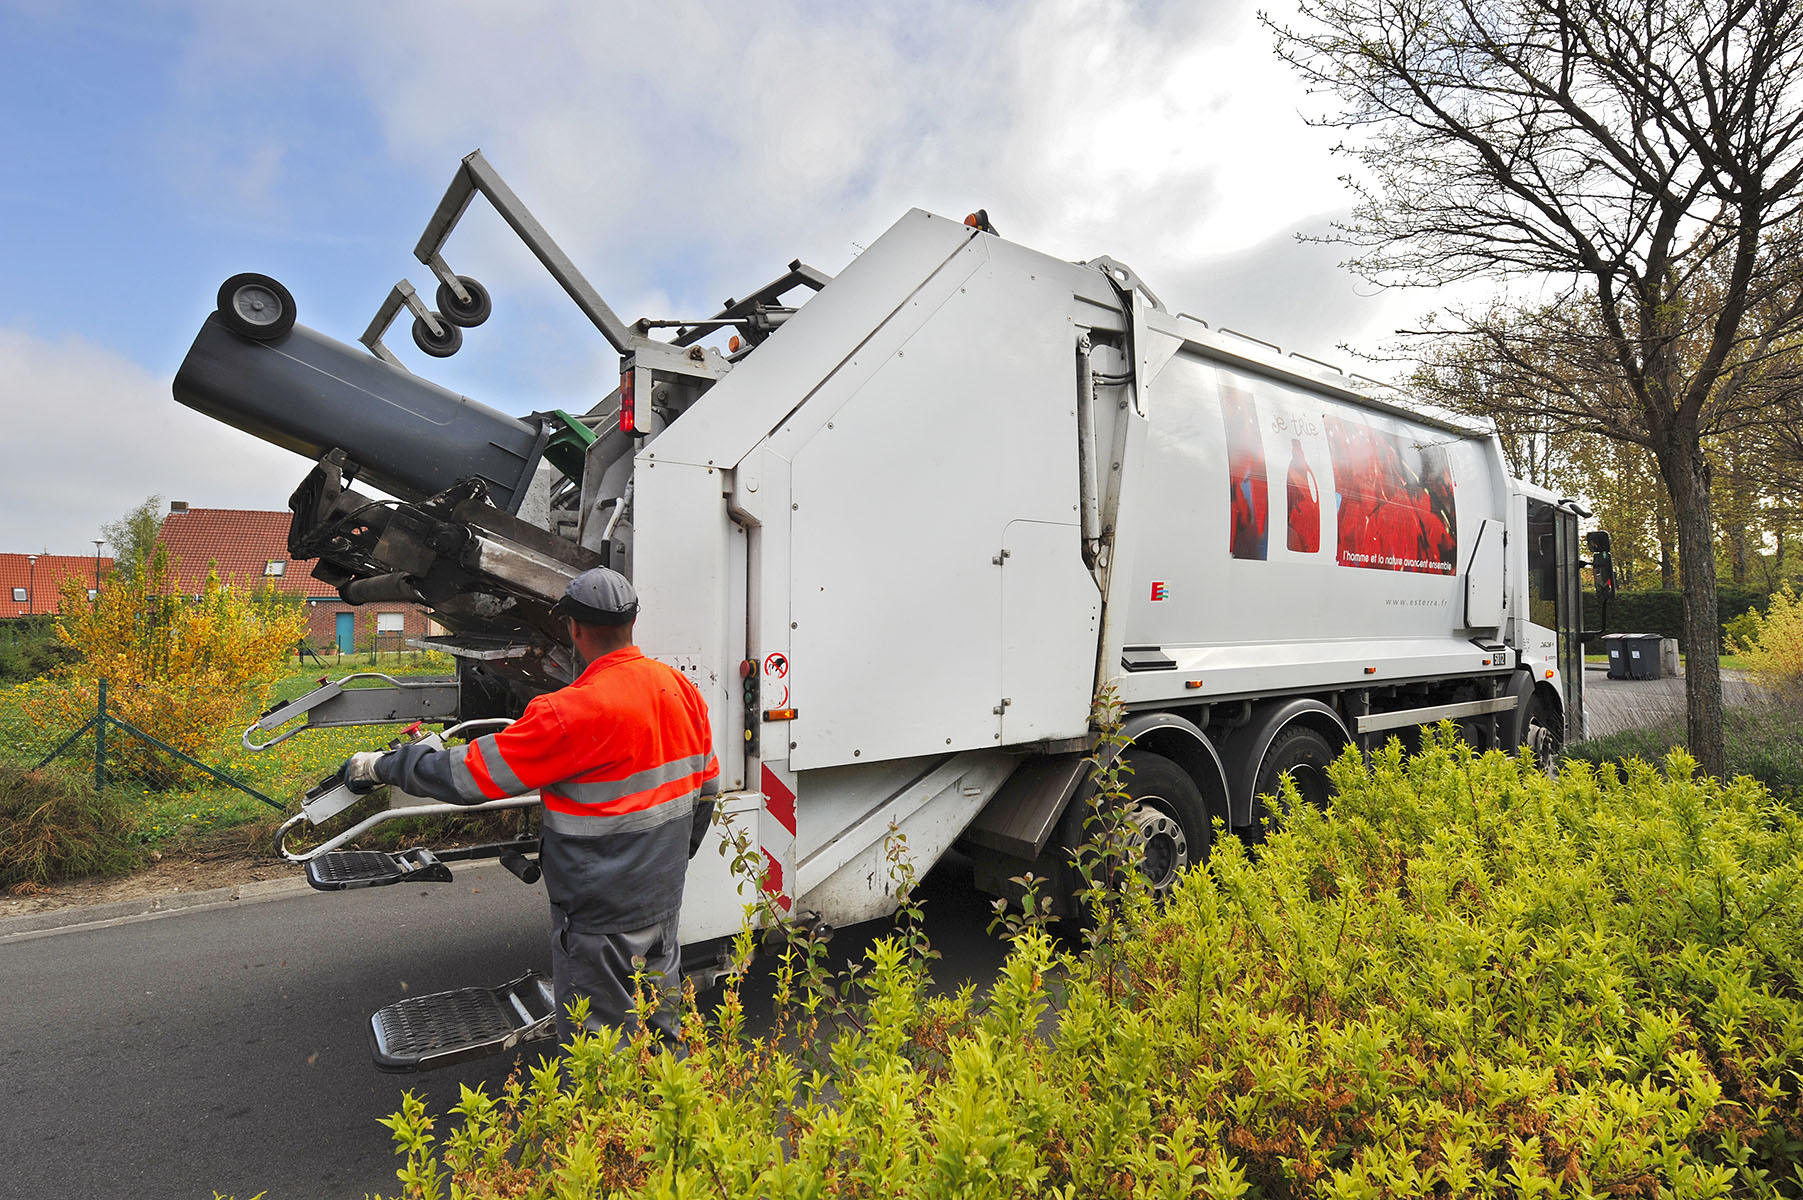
[
  {"xmin": 233, "ymin": 286, "xmax": 281, "ymax": 325},
  {"xmin": 1526, "ymin": 720, "xmax": 1561, "ymax": 778},
  {"xmin": 1127, "ymin": 803, "xmax": 1188, "ymax": 895}
]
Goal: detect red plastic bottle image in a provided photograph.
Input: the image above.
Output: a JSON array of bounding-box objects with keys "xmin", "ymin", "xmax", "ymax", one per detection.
[
  {"xmin": 1285, "ymin": 437, "xmax": 1320, "ymax": 553},
  {"xmin": 1223, "ymin": 386, "xmax": 1268, "ymax": 560}
]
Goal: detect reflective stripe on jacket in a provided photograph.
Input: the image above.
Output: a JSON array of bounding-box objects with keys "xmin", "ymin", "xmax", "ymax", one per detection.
[{"xmin": 378, "ymin": 646, "xmax": 718, "ymax": 932}]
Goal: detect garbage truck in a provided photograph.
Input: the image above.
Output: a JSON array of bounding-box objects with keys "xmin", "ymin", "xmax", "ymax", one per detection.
[{"xmin": 171, "ymin": 150, "xmax": 1612, "ymax": 1070}]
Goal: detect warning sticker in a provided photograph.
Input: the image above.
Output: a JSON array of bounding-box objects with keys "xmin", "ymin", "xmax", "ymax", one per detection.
[{"xmin": 763, "ymin": 652, "xmax": 789, "ymax": 679}]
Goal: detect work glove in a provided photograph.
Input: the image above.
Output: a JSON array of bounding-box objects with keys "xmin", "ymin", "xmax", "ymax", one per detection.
[{"xmin": 342, "ymin": 750, "xmax": 386, "ymax": 795}]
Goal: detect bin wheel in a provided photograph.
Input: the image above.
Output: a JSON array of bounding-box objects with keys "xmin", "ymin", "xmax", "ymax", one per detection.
[
  {"xmin": 412, "ymin": 312, "xmax": 463, "ymax": 358},
  {"xmin": 435, "ymin": 275, "xmax": 492, "ymax": 328},
  {"xmin": 1118, "ymin": 752, "xmax": 1211, "ymax": 901},
  {"xmin": 1250, "ymin": 724, "xmax": 1335, "ymax": 834},
  {"xmin": 217, "ymin": 273, "xmax": 296, "ymax": 341}
]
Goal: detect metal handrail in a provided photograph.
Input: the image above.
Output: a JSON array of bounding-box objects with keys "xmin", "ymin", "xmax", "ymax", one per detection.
[
  {"xmin": 276, "ymin": 717, "xmax": 525, "ymax": 861},
  {"xmin": 275, "ymin": 793, "xmax": 540, "ymax": 863}
]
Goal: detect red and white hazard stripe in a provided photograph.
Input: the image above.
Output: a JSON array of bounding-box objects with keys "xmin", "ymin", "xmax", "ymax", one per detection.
[{"xmin": 759, "ymin": 762, "xmax": 797, "ymax": 914}]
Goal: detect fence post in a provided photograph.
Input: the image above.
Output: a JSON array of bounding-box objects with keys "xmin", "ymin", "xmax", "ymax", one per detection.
[{"xmin": 95, "ymin": 678, "xmax": 107, "ymax": 793}]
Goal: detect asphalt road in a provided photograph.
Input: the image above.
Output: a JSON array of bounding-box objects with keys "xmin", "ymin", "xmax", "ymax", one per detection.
[{"xmin": 0, "ymin": 854, "xmax": 1012, "ymax": 1200}]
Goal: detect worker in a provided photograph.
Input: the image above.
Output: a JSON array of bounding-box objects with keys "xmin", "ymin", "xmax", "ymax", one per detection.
[{"xmin": 336, "ymin": 567, "xmax": 718, "ymax": 1049}]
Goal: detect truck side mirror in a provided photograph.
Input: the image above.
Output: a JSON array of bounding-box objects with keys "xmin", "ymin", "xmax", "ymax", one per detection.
[{"xmin": 1585, "ymin": 530, "xmax": 1617, "ymax": 598}]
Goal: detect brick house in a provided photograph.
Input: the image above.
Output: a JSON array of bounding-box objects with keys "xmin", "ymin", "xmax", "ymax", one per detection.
[
  {"xmin": 1, "ymin": 552, "xmax": 114, "ymax": 619},
  {"xmin": 156, "ymin": 503, "xmax": 435, "ymax": 654}
]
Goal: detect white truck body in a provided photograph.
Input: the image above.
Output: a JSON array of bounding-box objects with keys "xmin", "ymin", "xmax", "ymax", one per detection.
[
  {"xmin": 619, "ymin": 210, "xmax": 1577, "ymax": 940},
  {"xmin": 181, "ymin": 161, "xmax": 1595, "ymax": 1067}
]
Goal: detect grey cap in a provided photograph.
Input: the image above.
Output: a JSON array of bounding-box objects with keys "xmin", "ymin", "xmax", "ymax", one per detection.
[{"xmin": 551, "ymin": 567, "xmax": 639, "ymax": 626}]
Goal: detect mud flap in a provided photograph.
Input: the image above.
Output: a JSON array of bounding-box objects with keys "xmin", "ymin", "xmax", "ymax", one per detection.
[
  {"xmin": 369, "ymin": 971, "xmax": 557, "ymax": 1072},
  {"xmin": 305, "ymin": 848, "xmax": 455, "ymax": 890}
]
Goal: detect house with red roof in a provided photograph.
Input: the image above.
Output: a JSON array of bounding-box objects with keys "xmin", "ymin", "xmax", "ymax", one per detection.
[
  {"xmin": 156, "ymin": 502, "xmax": 433, "ymax": 653},
  {"xmin": 0, "ymin": 552, "xmax": 113, "ymax": 619}
]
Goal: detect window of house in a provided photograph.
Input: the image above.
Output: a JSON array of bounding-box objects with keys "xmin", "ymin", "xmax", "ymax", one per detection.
[
  {"xmin": 265, "ymin": 560, "xmax": 286, "ymax": 577},
  {"xmin": 11, "ymin": 587, "xmax": 25, "ymax": 602},
  {"xmin": 376, "ymin": 612, "xmax": 405, "ymax": 634}
]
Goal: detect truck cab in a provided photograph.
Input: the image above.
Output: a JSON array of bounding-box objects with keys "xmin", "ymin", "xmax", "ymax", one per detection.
[{"xmin": 1510, "ymin": 482, "xmax": 1601, "ymax": 753}]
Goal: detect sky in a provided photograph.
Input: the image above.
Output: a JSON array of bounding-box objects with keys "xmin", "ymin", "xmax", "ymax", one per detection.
[{"xmin": 0, "ymin": 0, "xmax": 1431, "ymax": 554}]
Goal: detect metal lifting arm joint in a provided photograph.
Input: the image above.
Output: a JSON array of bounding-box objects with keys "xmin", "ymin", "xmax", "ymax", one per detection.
[
  {"xmin": 361, "ymin": 149, "xmax": 730, "ymax": 382},
  {"xmin": 426, "ymin": 151, "xmax": 639, "ymax": 353}
]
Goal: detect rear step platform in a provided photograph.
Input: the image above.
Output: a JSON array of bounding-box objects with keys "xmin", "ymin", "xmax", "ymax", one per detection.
[
  {"xmin": 369, "ymin": 971, "xmax": 557, "ymax": 1072},
  {"xmin": 305, "ymin": 848, "xmax": 454, "ymax": 891}
]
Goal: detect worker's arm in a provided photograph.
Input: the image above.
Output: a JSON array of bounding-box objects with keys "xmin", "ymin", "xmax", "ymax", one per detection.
[
  {"xmin": 364, "ymin": 693, "xmax": 589, "ymax": 806},
  {"xmin": 370, "ymin": 739, "xmax": 482, "ymax": 805}
]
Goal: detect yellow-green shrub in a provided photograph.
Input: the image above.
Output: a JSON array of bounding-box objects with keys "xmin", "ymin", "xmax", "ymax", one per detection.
[
  {"xmin": 1729, "ymin": 584, "xmax": 1803, "ymax": 695},
  {"xmin": 366, "ymin": 732, "xmax": 1803, "ymax": 1199},
  {"xmin": 27, "ymin": 548, "xmax": 305, "ymax": 782}
]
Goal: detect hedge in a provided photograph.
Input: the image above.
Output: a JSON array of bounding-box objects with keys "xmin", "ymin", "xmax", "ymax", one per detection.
[
  {"xmin": 359, "ymin": 733, "xmax": 1803, "ymax": 1199},
  {"xmin": 1582, "ymin": 584, "xmax": 1779, "ymax": 650}
]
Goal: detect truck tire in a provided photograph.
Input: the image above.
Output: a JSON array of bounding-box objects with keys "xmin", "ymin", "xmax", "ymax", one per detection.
[
  {"xmin": 1249, "ymin": 724, "xmax": 1335, "ymax": 834},
  {"xmin": 1120, "ymin": 752, "xmax": 1211, "ymax": 900}
]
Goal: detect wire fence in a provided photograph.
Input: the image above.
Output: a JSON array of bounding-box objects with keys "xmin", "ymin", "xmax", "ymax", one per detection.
[{"xmin": 0, "ymin": 678, "xmax": 281, "ymax": 808}]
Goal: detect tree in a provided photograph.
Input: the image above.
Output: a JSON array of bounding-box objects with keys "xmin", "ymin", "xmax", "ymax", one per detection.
[
  {"xmin": 1272, "ymin": 0, "xmax": 1803, "ymax": 776},
  {"xmin": 99, "ymin": 494, "xmax": 165, "ymax": 581},
  {"xmin": 34, "ymin": 547, "xmax": 305, "ymax": 782}
]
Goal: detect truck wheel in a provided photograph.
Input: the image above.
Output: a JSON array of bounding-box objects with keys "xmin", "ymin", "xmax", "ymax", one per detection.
[
  {"xmin": 1250, "ymin": 724, "xmax": 1335, "ymax": 832},
  {"xmin": 1120, "ymin": 752, "xmax": 1211, "ymax": 901},
  {"xmin": 1524, "ymin": 697, "xmax": 1562, "ymax": 778},
  {"xmin": 435, "ymin": 275, "xmax": 492, "ymax": 328},
  {"xmin": 412, "ymin": 312, "xmax": 463, "ymax": 357},
  {"xmin": 216, "ymin": 273, "xmax": 296, "ymax": 341}
]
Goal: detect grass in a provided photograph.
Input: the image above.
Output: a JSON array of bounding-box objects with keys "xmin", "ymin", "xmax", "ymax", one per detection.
[
  {"xmin": 134, "ymin": 652, "xmax": 461, "ymax": 843},
  {"xmin": 1563, "ymin": 695, "xmax": 1803, "ymax": 801},
  {"xmin": 0, "ymin": 651, "xmax": 465, "ymax": 850},
  {"xmin": 0, "ymin": 760, "xmax": 145, "ymax": 888}
]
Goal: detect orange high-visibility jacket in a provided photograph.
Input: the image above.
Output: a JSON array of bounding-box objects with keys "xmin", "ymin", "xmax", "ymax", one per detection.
[{"xmin": 377, "ymin": 646, "xmax": 719, "ymax": 931}]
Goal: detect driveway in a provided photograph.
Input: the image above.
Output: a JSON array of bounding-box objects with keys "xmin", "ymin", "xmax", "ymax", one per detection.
[{"xmin": 1580, "ymin": 663, "xmax": 1764, "ymax": 740}]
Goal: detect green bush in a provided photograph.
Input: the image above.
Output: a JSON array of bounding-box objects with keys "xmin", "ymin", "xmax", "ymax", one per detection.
[
  {"xmin": 1724, "ymin": 606, "xmax": 1766, "ymax": 654},
  {"xmin": 363, "ymin": 734, "xmax": 1803, "ymax": 1198},
  {"xmin": 1581, "ymin": 584, "xmax": 1778, "ymax": 650},
  {"xmin": 1565, "ymin": 698, "xmax": 1803, "ymax": 802},
  {"xmin": 0, "ymin": 615, "xmax": 79, "ymax": 684},
  {"xmin": 0, "ymin": 761, "xmax": 144, "ymax": 888}
]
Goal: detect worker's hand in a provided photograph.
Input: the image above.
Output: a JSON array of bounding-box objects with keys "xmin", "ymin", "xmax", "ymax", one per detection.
[{"xmin": 342, "ymin": 751, "xmax": 386, "ymax": 795}]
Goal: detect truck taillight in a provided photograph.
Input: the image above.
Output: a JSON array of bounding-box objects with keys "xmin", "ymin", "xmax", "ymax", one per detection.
[{"xmin": 619, "ymin": 368, "xmax": 637, "ymax": 434}]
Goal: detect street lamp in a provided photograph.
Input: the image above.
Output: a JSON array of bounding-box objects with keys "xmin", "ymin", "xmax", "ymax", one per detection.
[
  {"xmin": 26, "ymin": 554, "xmax": 36, "ymax": 616},
  {"xmin": 92, "ymin": 540, "xmax": 104, "ymax": 601}
]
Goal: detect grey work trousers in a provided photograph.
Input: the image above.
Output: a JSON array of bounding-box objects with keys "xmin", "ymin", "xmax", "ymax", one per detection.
[{"xmin": 549, "ymin": 906, "xmax": 682, "ymax": 1049}]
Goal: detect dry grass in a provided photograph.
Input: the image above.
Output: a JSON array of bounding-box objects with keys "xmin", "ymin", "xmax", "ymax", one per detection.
[{"xmin": 0, "ymin": 761, "xmax": 144, "ymax": 888}]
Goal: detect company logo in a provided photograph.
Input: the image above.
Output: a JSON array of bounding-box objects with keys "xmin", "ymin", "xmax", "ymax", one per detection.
[{"xmin": 1150, "ymin": 581, "xmax": 1169, "ymax": 602}]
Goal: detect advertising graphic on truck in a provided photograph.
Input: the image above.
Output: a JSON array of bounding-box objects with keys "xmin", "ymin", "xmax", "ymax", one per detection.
[{"xmin": 1325, "ymin": 414, "xmax": 1458, "ymax": 575}]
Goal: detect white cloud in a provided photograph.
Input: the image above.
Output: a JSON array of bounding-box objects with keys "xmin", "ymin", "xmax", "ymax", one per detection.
[
  {"xmin": 0, "ymin": 328, "xmax": 305, "ymax": 553},
  {"xmin": 5, "ymin": 0, "xmax": 1446, "ymax": 549},
  {"xmin": 165, "ymin": 0, "xmax": 1376, "ymax": 342}
]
